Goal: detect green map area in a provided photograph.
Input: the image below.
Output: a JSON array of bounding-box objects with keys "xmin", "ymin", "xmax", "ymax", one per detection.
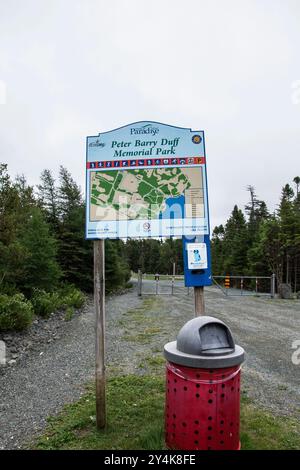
[{"xmin": 90, "ymin": 167, "xmax": 200, "ymax": 221}]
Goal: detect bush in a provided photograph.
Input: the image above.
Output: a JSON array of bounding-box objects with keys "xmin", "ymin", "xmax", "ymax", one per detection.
[
  {"xmin": 64, "ymin": 306, "xmax": 75, "ymax": 321},
  {"xmin": 31, "ymin": 286, "xmax": 85, "ymax": 317},
  {"xmin": 57, "ymin": 285, "xmax": 86, "ymax": 310},
  {"xmin": 31, "ymin": 289, "xmax": 60, "ymax": 317},
  {"xmin": 0, "ymin": 293, "xmax": 34, "ymax": 331}
]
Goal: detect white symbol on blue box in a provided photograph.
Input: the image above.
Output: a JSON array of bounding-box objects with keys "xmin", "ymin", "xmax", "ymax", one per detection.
[{"xmin": 193, "ymin": 249, "xmax": 201, "ymax": 263}]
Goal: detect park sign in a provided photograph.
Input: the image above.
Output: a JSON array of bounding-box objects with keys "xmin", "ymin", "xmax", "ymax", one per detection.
[{"xmin": 85, "ymin": 121, "xmax": 210, "ymax": 239}]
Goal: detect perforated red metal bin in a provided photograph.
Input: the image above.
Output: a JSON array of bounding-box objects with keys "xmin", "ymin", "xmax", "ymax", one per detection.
[{"xmin": 164, "ymin": 316, "xmax": 245, "ymax": 451}]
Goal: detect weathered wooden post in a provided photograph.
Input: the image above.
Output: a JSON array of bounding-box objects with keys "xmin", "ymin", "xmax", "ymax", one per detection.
[
  {"xmin": 86, "ymin": 122, "xmax": 211, "ymax": 428},
  {"xmin": 94, "ymin": 239, "xmax": 106, "ymax": 429},
  {"xmin": 194, "ymin": 286, "xmax": 205, "ymax": 316}
]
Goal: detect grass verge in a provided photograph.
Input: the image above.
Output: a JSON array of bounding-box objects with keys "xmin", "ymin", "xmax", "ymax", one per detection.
[{"xmin": 32, "ymin": 375, "xmax": 300, "ymax": 450}]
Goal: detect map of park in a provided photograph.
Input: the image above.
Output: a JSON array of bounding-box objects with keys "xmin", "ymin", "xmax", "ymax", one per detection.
[{"xmin": 90, "ymin": 167, "xmax": 204, "ymax": 221}]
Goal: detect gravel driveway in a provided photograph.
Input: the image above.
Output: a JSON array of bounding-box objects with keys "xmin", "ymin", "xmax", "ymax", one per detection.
[{"xmin": 0, "ymin": 280, "xmax": 299, "ymax": 449}]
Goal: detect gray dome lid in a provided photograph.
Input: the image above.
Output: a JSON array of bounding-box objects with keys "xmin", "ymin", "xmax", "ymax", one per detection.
[{"xmin": 164, "ymin": 316, "xmax": 245, "ymax": 369}]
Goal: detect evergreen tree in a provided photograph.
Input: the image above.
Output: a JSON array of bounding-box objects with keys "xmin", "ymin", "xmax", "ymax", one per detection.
[
  {"xmin": 125, "ymin": 239, "xmax": 142, "ymax": 273},
  {"xmin": 211, "ymin": 225, "xmax": 225, "ymax": 275},
  {"xmin": 105, "ymin": 239, "xmax": 130, "ymax": 292},
  {"xmin": 58, "ymin": 205, "xmax": 93, "ymax": 290},
  {"xmin": 245, "ymin": 186, "xmax": 269, "ymax": 244},
  {"xmin": 37, "ymin": 169, "xmax": 59, "ymax": 230},
  {"xmin": 222, "ymin": 205, "xmax": 248, "ymax": 274},
  {"xmin": 248, "ymin": 217, "xmax": 283, "ymax": 283},
  {"xmin": 278, "ymin": 184, "xmax": 296, "ymax": 284},
  {"xmin": 56, "ymin": 166, "xmax": 93, "ymax": 290},
  {"xmin": 158, "ymin": 240, "xmax": 174, "ymax": 273},
  {"xmin": 58, "ymin": 166, "xmax": 82, "ymax": 218},
  {"xmin": 17, "ymin": 208, "xmax": 61, "ymax": 294},
  {"xmin": 0, "ymin": 164, "xmax": 20, "ymax": 245}
]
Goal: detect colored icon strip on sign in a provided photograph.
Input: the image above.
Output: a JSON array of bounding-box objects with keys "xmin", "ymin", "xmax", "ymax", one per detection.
[{"xmin": 86, "ymin": 156, "xmax": 205, "ymax": 169}]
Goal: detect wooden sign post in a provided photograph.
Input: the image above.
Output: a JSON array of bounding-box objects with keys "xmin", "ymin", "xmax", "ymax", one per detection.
[
  {"xmin": 86, "ymin": 122, "xmax": 211, "ymax": 427},
  {"xmin": 94, "ymin": 239, "xmax": 106, "ymax": 429},
  {"xmin": 194, "ymin": 286, "xmax": 205, "ymax": 316}
]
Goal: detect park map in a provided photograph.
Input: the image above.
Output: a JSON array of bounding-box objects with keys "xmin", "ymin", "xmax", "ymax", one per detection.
[{"xmin": 90, "ymin": 166, "xmax": 204, "ymax": 221}]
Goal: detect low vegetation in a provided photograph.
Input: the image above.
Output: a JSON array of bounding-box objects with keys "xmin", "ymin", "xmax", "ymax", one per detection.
[
  {"xmin": 33, "ymin": 374, "xmax": 300, "ymax": 451},
  {"xmin": 0, "ymin": 293, "xmax": 34, "ymax": 331},
  {"xmin": 0, "ymin": 163, "xmax": 131, "ymax": 332},
  {"xmin": 0, "ymin": 285, "xmax": 86, "ymax": 331}
]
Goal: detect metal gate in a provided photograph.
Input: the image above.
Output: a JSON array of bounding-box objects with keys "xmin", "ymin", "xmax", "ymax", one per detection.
[
  {"xmin": 136, "ymin": 271, "xmax": 276, "ymax": 298},
  {"xmin": 137, "ymin": 271, "xmax": 189, "ymax": 296},
  {"xmin": 212, "ymin": 274, "xmax": 276, "ymax": 298}
]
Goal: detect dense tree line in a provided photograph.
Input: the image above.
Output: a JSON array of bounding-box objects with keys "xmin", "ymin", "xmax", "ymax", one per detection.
[
  {"xmin": 125, "ymin": 178, "xmax": 300, "ymax": 295},
  {"xmin": 2, "ymin": 159, "xmax": 299, "ymax": 327},
  {"xmin": 211, "ymin": 179, "xmax": 300, "ymax": 293},
  {"xmin": 0, "ymin": 164, "xmax": 130, "ymax": 300},
  {"xmin": 125, "ymin": 238, "xmax": 183, "ymax": 275}
]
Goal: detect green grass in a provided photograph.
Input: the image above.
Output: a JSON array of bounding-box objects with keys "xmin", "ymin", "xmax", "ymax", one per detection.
[
  {"xmin": 33, "ymin": 375, "xmax": 165, "ymax": 450},
  {"xmin": 240, "ymin": 401, "xmax": 299, "ymax": 449},
  {"xmin": 120, "ymin": 297, "xmax": 164, "ymax": 344},
  {"xmin": 32, "ymin": 375, "xmax": 300, "ymax": 450}
]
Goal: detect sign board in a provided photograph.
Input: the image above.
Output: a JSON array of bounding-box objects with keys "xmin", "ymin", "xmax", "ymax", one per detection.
[
  {"xmin": 187, "ymin": 242, "xmax": 208, "ymax": 270},
  {"xmin": 86, "ymin": 121, "xmax": 209, "ymax": 239}
]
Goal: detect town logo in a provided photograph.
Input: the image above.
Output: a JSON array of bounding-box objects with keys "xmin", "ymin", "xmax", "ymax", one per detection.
[
  {"xmin": 130, "ymin": 124, "xmax": 159, "ymax": 136},
  {"xmin": 89, "ymin": 139, "xmax": 105, "ymax": 148}
]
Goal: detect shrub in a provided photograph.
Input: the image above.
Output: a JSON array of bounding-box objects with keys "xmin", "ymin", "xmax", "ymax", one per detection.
[
  {"xmin": 31, "ymin": 286, "xmax": 85, "ymax": 318},
  {"xmin": 64, "ymin": 306, "xmax": 75, "ymax": 321},
  {"xmin": 31, "ymin": 289, "xmax": 60, "ymax": 318},
  {"xmin": 57, "ymin": 285, "xmax": 86, "ymax": 310},
  {"xmin": 0, "ymin": 293, "xmax": 34, "ymax": 331}
]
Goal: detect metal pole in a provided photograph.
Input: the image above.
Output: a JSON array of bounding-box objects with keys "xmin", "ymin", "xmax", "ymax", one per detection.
[
  {"xmin": 94, "ymin": 240, "xmax": 106, "ymax": 429},
  {"xmin": 271, "ymin": 273, "xmax": 276, "ymax": 299},
  {"xmin": 171, "ymin": 262, "xmax": 175, "ymax": 295},
  {"xmin": 194, "ymin": 286, "xmax": 205, "ymax": 316},
  {"xmin": 295, "ymin": 258, "xmax": 297, "ymax": 294},
  {"xmin": 156, "ymin": 276, "xmax": 159, "ymax": 295},
  {"xmin": 137, "ymin": 269, "xmax": 142, "ymax": 297}
]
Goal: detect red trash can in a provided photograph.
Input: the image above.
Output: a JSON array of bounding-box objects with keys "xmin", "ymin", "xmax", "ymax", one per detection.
[{"xmin": 164, "ymin": 316, "xmax": 245, "ymax": 451}]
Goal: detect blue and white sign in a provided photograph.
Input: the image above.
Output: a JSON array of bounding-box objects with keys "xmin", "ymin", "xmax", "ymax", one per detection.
[
  {"xmin": 187, "ymin": 243, "xmax": 208, "ymax": 270},
  {"xmin": 86, "ymin": 121, "xmax": 209, "ymax": 239}
]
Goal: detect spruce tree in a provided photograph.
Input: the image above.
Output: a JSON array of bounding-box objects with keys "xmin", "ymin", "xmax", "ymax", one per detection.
[
  {"xmin": 223, "ymin": 205, "xmax": 248, "ymax": 274},
  {"xmin": 37, "ymin": 169, "xmax": 59, "ymax": 230},
  {"xmin": 18, "ymin": 208, "xmax": 61, "ymax": 294}
]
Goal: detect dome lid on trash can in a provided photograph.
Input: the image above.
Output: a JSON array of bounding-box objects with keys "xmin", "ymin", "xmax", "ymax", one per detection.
[{"xmin": 164, "ymin": 316, "xmax": 245, "ymax": 369}]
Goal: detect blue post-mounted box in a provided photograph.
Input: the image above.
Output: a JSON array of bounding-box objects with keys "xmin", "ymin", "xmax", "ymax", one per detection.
[{"xmin": 182, "ymin": 235, "xmax": 212, "ymax": 287}]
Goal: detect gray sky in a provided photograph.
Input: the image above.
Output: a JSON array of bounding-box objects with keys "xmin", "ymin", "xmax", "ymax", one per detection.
[{"xmin": 1, "ymin": 0, "xmax": 300, "ymax": 230}]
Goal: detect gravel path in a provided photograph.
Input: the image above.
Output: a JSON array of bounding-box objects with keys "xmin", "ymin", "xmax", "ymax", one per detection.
[{"xmin": 0, "ymin": 280, "xmax": 299, "ymax": 449}]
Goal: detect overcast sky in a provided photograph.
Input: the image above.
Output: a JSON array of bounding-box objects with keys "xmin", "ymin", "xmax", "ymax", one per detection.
[{"xmin": 1, "ymin": 0, "xmax": 300, "ymax": 230}]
